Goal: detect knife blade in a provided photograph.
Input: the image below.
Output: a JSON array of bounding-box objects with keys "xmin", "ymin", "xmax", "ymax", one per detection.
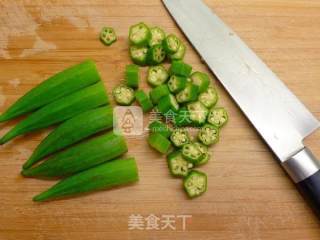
[{"xmin": 163, "ymin": 0, "xmax": 320, "ymax": 217}]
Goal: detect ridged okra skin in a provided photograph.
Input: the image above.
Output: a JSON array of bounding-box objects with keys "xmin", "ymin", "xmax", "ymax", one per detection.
[
  {"xmin": 22, "ymin": 132, "xmax": 128, "ymax": 178},
  {"xmin": 33, "ymin": 157, "xmax": 139, "ymax": 202},
  {"xmin": 0, "ymin": 60, "xmax": 101, "ymax": 122},
  {"xmin": 0, "ymin": 82, "xmax": 109, "ymax": 144},
  {"xmin": 23, "ymin": 106, "xmax": 114, "ymax": 169}
]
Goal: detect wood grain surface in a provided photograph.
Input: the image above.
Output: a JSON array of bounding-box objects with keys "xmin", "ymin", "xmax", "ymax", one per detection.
[{"xmin": 0, "ymin": 0, "xmax": 320, "ymax": 239}]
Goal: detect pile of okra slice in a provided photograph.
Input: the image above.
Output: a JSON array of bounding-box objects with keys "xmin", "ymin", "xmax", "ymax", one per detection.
[
  {"xmin": 0, "ymin": 60, "xmax": 139, "ymax": 202},
  {"xmin": 112, "ymin": 22, "xmax": 228, "ymax": 199}
]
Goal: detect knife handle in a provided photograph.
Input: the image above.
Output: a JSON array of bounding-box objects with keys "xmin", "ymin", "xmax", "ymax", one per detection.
[{"xmin": 282, "ymin": 147, "xmax": 320, "ymax": 217}]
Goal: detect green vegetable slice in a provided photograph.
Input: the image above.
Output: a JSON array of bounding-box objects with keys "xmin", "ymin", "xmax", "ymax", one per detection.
[
  {"xmin": 174, "ymin": 107, "xmax": 192, "ymax": 127},
  {"xmin": 100, "ymin": 27, "xmax": 117, "ymax": 46},
  {"xmin": 182, "ymin": 142, "xmax": 204, "ymax": 164},
  {"xmin": 198, "ymin": 124, "xmax": 219, "ymax": 146},
  {"xmin": 169, "ymin": 61, "xmax": 192, "ymax": 77},
  {"xmin": 163, "ymin": 34, "xmax": 181, "ymax": 54},
  {"xmin": 176, "ymin": 83, "xmax": 198, "ymax": 104},
  {"xmin": 167, "ymin": 150, "xmax": 193, "ymax": 177},
  {"xmin": 170, "ymin": 128, "xmax": 190, "ymax": 148},
  {"xmin": 129, "ymin": 22, "xmax": 151, "ymax": 46},
  {"xmin": 149, "ymin": 26, "xmax": 166, "ymax": 47},
  {"xmin": 0, "ymin": 82, "xmax": 109, "ymax": 145},
  {"xmin": 33, "ymin": 157, "xmax": 139, "ymax": 202},
  {"xmin": 194, "ymin": 142, "xmax": 210, "ymax": 166},
  {"xmin": 199, "ymin": 86, "xmax": 219, "ymax": 108},
  {"xmin": 147, "ymin": 65, "xmax": 169, "ymax": 87},
  {"xmin": 183, "ymin": 170, "xmax": 207, "ymax": 198},
  {"xmin": 157, "ymin": 94, "xmax": 179, "ymax": 115},
  {"xmin": 207, "ymin": 107, "xmax": 228, "ymax": 128},
  {"xmin": 0, "ymin": 60, "xmax": 101, "ymax": 123},
  {"xmin": 169, "ymin": 42, "xmax": 186, "ymax": 61},
  {"xmin": 23, "ymin": 106, "xmax": 113, "ymax": 169},
  {"xmin": 149, "ymin": 85, "xmax": 170, "ymax": 104},
  {"xmin": 167, "ymin": 75, "xmax": 187, "ymax": 93},
  {"xmin": 149, "ymin": 120, "xmax": 172, "ymax": 138},
  {"xmin": 135, "ymin": 89, "xmax": 153, "ymax": 112},
  {"xmin": 130, "ymin": 46, "xmax": 148, "ymax": 66},
  {"xmin": 125, "ymin": 64, "xmax": 139, "ymax": 89},
  {"xmin": 112, "ymin": 84, "xmax": 135, "ymax": 106},
  {"xmin": 148, "ymin": 132, "xmax": 172, "ymax": 154},
  {"xmin": 146, "ymin": 44, "xmax": 166, "ymax": 65},
  {"xmin": 190, "ymin": 71, "xmax": 210, "ymax": 93},
  {"xmin": 22, "ymin": 132, "xmax": 128, "ymax": 178},
  {"xmin": 187, "ymin": 101, "xmax": 208, "ymax": 126}
]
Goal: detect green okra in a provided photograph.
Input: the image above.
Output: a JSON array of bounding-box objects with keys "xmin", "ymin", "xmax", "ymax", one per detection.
[
  {"xmin": 149, "ymin": 26, "xmax": 166, "ymax": 47},
  {"xmin": 146, "ymin": 44, "xmax": 166, "ymax": 65},
  {"xmin": 207, "ymin": 107, "xmax": 228, "ymax": 128},
  {"xmin": 183, "ymin": 170, "xmax": 207, "ymax": 198},
  {"xmin": 167, "ymin": 150, "xmax": 193, "ymax": 177},
  {"xmin": 148, "ymin": 132, "xmax": 172, "ymax": 154},
  {"xmin": 23, "ymin": 106, "xmax": 113, "ymax": 170},
  {"xmin": 187, "ymin": 101, "xmax": 208, "ymax": 126},
  {"xmin": 194, "ymin": 142, "xmax": 210, "ymax": 166},
  {"xmin": 182, "ymin": 142, "xmax": 204, "ymax": 164},
  {"xmin": 149, "ymin": 120, "xmax": 172, "ymax": 138},
  {"xmin": 149, "ymin": 85, "xmax": 170, "ymax": 104},
  {"xmin": 176, "ymin": 83, "xmax": 198, "ymax": 104},
  {"xmin": 190, "ymin": 72, "xmax": 210, "ymax": 93},
  {"xmin": 163, "ymin": 34, "xmax": 181, "ymax": 54},
  {"xmin": 135, "ymin": 90, "xmax": 153, "ymax": 112},
  {"xmin": 170, "ymin": 128, "xmax": 190, "ymax": 148},
  {"xmin": 168, "ymin": 42, "xmax": 186, "ymax": 61},
  {"xmin": 22, "ymin": 132, "xmax": 128, "ymax": 178},
  {"xmin": 174, "ymin": 107, "xmax": 192, "ymax": 127},
  {"xmin": 130, "ymin": 46, "xmax": 148, "ymax": 66},
  {"xmin": 198, "ymin": 124, "xmax": 219, "ymax": 146},
  {"xmin": 0, "ymin": 82, "xmax": 109, "ymax": 145},
  {"xmin": 169, "ymin": 61, "xmax": 192, "ymax": 77},
  {"xmin": 33, "ymin": 157, "xmax": 139, "ymax": 202},
  {"xmin": 147, "ymin": 65, "xmax": 169, "ymax": 87},
  {"xmin": 157, "ymin": 94, "xmax": 179, "ymax": 115},
  {"xmin": 112, "ymin": 84, "xmax": 135, "ymax": 106},
  {"xmin": 167, "ymin": 75, "xmax": 187, "ymax": 93},
  {"xmin": 100, "ymin": 27, "xmax": 117, "ymax": 46},
  {"xmin": 129, "ymin": 22, "xmax": 151, "ymax": 46},
  {"xmin": 125, "ymin": 64, "xmax": 139, "ymax": 89},
  {"xmin": 0, "ymin": 60, "xmax": 101, "ymax": 123},
  {"xmin": 199, "ymin": 85, "xmax": 218, "ymax": 108}
]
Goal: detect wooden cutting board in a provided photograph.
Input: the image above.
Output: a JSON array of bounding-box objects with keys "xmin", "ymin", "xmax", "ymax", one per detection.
[{"xmin": 0, "ymin": 0, "xmax": 320, "ymax": 239}]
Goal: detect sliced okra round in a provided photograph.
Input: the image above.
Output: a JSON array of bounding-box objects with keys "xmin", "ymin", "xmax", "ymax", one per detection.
[
  {"xmin": 149, "ymin": 26, "xmax": 166, "ymax": 47},
  {"xmin": 169, "ymin": 61, "xmax": 192, "ymax": 77},
  {"xmin": 147, "ymin": 65, "xmax": 169, "ymax": 87},
  {"xmin": 182, "ymin": 142, "xmax": 204, "ymax": 164},
  {"xmin": 163, "ymin": 34, "xmax": 181, "ymax": 54},
  {"xmin": 169, "ymin": 42, "xmax": 186, "ymax": 61},
  {"xmin": 173, "ymin": 107, "xmax": 192, "ymax": 127},
  {"xmin": 129, "ymin": 22, "xmax": 151, "ymax": 46},
  {"xmin": 112, "ymin": 84, "xmax": 135, "ymax": 106},
  {"xmin": 130, "ymin": 46, "xmax": 148, "ymax": 66},
  {"xmin": 187, "ymin": 101, "xmax": 208, "ymax": 126},
  {"xmin": 149, "ymin": 120, "xmax": 172, "ymax": 138},
  {"xmin": 176, "ymin": 83, "xmax": 198, "ymax": 104},
  {"xmin": 207, "ymin": 107, "xmax": 228, "ymax": 128},
  {"xmin": 125, "ymin": 64, "xmax": 139, "ymax": 89},
  {"xmin": 170, "ymin": 128, "xmax": 190, "ymax": 148},
  {"xmin": 183, "ymin": 170, "xmax": 207, "ymax": 198},
  {"xmin": 147, "ymin": 44, "xmax": 166, "ymax": 65},
  {"xmin": 198, "ymin": 124, "xmax": 219, "ymax": 146},
  {"xmin": 167, "ymin": 75, "xmax": 187, "ymax": 93},
  {"xmin": 167, "ymin": 150, "xmax": 193, "ymax": 177},
  {"xmin": 135, "ymin": 90, "xmax": 153, "ymax": 112},
  {"xmin": 190, "ymin": 71, "xmax": 210, "ymax": 93},
  {"xmin": 157, "ymin": 94, "xmax": 179, "ymax": 114},
  {"xmin": 149, "ymin": 85, "xmax": 170, "ymax": 104},
  {"xmin": 100, "ymin": 27, "xmax": 117, "ymax": 46},
  {"xmin": 199, "ymin": 85, "xmax": 219, "ymax": 108},
  {"xmin": 148, "ymin": 132, "xmax": 172, "ymax": 154},
  {"xmin": 194, "ymin": 142, "xmax": 210, "ymax": 166}
]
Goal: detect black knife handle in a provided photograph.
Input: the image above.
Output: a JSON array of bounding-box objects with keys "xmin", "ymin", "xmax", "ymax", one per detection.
[{"xmin": 282, "ymin": 147, "xmax": 320, "ymax": 218}]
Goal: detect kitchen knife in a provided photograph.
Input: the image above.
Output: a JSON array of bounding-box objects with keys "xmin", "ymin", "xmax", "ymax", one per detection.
[{"xmin": 162, "ymin": 0, "xmax": 320, "ymax": 217}]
